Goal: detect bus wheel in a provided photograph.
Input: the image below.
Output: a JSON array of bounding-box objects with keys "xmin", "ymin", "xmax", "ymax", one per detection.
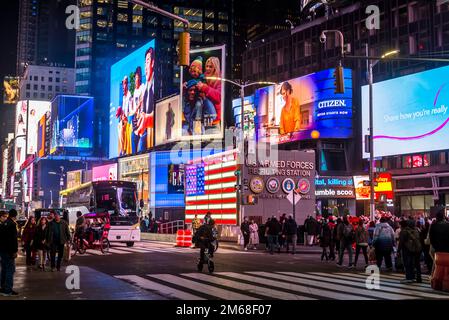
[
  {"xmin": 101, "ymin": 239, "xmax": 110, "ymax": 254},
  {"xmin": 126, "ymin": 242, "xmax": 134, "ymax": 247}
]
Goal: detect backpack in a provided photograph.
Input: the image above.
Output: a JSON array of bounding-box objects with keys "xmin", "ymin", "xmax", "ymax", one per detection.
[
  {"xmin": 343, "ymin": 223, "xmax": 355, "ymax": 241},
  {"xmin": 404, "ymin": 229, "xmax": 422, "ymax": 253}
]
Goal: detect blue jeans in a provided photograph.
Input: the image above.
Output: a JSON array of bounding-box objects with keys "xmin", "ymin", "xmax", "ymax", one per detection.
[
  {"xmin": 267, "ymin": 235, "xmax": 279, "ymax": 253},
  {"xmin": 0, "ymin": 252, "xmax": 16, "ymax": 293},
  {"xmin": 137, "ymin": 131, "xmax": 147, "ymax": 153},
  {"xmin": 338, "ymin": 240, "xmax": 353, "ymax": 265},
  {"xmin": 203, "ymin": 98, "xmax": 217, "ymax": 123}
]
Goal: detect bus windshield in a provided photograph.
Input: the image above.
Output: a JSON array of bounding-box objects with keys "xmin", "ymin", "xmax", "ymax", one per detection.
[{"xmin": 95, "ymin": 187, "xmax": 137, "ymax": 216}]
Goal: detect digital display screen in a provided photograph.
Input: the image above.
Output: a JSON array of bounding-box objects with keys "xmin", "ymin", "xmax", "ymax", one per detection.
[
  {"xmin": 155, "ymin": 95, "xmax": 182, "ymax": 146},
  {"xmin": 362, "ymin": 65, "xmax": 449, "ymax": 158},
  {"xmin": 255, "ymin": 68, "xmax": 353, "ymax": 144},
  {"xmin": 109, "ymin": 40, "xmax": 156, "ymax": 158}
]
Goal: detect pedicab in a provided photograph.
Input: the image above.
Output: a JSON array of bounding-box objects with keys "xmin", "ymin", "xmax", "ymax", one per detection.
[{"xmin": 71, "ymin": 212, "xmax": 111, "ymax": 256}]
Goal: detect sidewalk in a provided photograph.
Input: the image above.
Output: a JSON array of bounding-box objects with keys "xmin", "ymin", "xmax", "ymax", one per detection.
[{"xmin": 0, "ymin": 255, "xmax": 165, "ymax": 300}]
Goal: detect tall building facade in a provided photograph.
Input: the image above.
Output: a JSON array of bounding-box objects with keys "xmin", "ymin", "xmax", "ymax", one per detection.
[
  {"xmin": 16, "ymin": 0, "xmax": 76, "ymax": 76},
  {"xmin": 242, "ymin": 0, "xmax": 449, "ymax": 216},
  {"xmin": 19, "ymin": 65, "xmax": 75, "ymax": 101}
]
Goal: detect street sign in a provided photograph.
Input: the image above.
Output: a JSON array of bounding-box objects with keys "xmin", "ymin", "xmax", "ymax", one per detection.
[{"xmin": 287, "ymin": 191, "xmax": 301, "ymax": 205}]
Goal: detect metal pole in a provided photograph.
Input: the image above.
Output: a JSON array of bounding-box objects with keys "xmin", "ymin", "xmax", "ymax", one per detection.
[
  {"xmin": 367, "ymin": 44, "xmax": 375, "ymax": 221},
  {"xmin": 293, "ymin": 191, "xmax": 296, "ymax": 221}
]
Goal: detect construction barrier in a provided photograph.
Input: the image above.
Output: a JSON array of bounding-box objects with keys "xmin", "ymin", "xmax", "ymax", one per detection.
[{"xmin": 175, "ymin": 229, "xmax": 192, "ymax": 247}]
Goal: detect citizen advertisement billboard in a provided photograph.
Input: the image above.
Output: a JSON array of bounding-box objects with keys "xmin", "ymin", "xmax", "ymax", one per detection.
[{"xmin": 315, "ymin": 176, "xmax": 355, "ymax": 199}]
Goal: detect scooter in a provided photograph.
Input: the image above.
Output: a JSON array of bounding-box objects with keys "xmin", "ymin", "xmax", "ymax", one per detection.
[{"xmin": 197, "ymin": 240, "xmax": 218, "ymax": 273}]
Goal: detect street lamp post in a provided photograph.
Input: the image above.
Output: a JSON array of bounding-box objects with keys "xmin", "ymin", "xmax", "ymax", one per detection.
[{"xmin": 205, "ymin": 77, "xmax": 277, "ymax": 224}]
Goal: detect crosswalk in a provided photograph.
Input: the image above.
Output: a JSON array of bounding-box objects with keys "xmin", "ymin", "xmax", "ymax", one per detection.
[
  {"xmin": 114, "ymin": 271, "xmax": 449, "ymax": 300},
  {"xmin": 72, "ymin": 241, "xmax": 243, "ymax": 257}
]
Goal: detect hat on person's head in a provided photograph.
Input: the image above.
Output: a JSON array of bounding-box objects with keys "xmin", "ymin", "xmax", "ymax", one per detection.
[
  {"xmin": 190, "ymin": 56, "xmax": 203, "ymax": 70},
  {"xmin": 8, "ymin": 209, "xmax": 17, "ymax": 218}
]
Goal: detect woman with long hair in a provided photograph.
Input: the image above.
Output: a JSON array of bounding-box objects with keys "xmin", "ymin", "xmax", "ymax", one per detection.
[
  {"xmin": 196, "ymin": 56, "xmax": 222, "ymax": 127},
  {"xmin": 22, "ymin": 216, "xmax": 37, "ymax": 266},
  {"xmin": 33, "ymin": 217, "xmax": 49, "ymax": 271}
]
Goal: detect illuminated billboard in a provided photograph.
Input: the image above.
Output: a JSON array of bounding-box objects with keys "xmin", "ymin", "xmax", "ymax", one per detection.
[
  {"xmin": 180, "ymin": 45, "xmax": 225, "ymax": 141},
  {"xmin": 232, "ymin": 95, "xmax": 256, "ymax": 139},
  {"xmin": 50, "ymin": 95, "xmax": 94, "ymax": 153},
  {"xmin": 27, "ymin": 101, "xmax": 51, "ymax": 155},
  {"xmin": 37, "ymin": 111, "xmax": 51, "ymax": 158},
  {"xmin": 14, "ymin": 101, "xmax": 27, "ymax": 172},
  {"xmin": 155, "ymin": 95, "xmax": 182, "ymax": 146},
  {"xmin": 255, "ymin": 68, "xmax": 352, "ymax": 144},
  {"xmin": 3, "ymin": 76, "xmax": 19, "ymax": 104},
  {"xmin": 353, "ymin": 176, "xmax": 370, "ymax": 200},
  {"xmin": 362, "ymin": 65, "xmax": 449, "ymax": 158},
  {"xmin": 92, "ymin": 163, "xmax": 118, "ymax": 181},
  {"xmin": 109, "ymin": 39, "xmax": 156, "ymax": 158}
]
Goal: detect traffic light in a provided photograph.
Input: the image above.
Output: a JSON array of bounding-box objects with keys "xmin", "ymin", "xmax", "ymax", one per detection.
[
  {"xmin": 333, "ymin": 65, "xmax": 345, "ymax": 94},
  {"xmin": 178, "ymin": 31, "xmax": 190, "ymax": 67}
]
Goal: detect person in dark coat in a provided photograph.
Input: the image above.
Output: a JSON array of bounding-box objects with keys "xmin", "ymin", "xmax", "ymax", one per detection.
[
  {"xmin": 305, "ymin": 216, "xmax": 318, "ymax": 246},
  {"xmin": 429, "ymin": 209, "xmax": 449, "ymax": 253},
  {"xmin": 398, "ymin": 219, "xmax": 422, "ymax": 283},
  {"xmin": 284, "ymin": 215, "xmax": 298, "ymax": 254},
  {"xmin": 47, "ymin": 212, "xmax": 71, "ymax": 272},
  {"xmin": 265, "ymin": 216, "xmax": 281, "ymax": 254},
  {"xmin": 33, "ymin": 216, "xmax": 49, "ymax": 271},
  {"xmin": 240, "ymin": 217, "xmax": 250, "ymax": 251},
  {"xmin": 319, "ymin": 219, "xmax": 331, "ymax": 261},
  {"xmin": 0, "ymin": 209, "xmax": 19, "ymax": 296},
  {"xmin": 21, "ymin": 216, "xmax": 37, "ymax": 266}
]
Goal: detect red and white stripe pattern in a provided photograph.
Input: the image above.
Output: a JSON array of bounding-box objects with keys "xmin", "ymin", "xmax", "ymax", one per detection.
[{"xmin": 185, "ymin": 150, "xmax": 238, "ymax": 225}]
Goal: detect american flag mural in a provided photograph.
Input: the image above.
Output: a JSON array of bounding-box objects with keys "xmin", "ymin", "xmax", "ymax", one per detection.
[{"xmin": 185, "ymin": 149, "xmax": 239, "ymax": 225}]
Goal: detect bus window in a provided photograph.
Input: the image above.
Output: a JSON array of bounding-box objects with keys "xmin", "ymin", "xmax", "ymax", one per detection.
[{"xmin": 117, "ymin": 187, "xmax": 137, "ymax": 214}]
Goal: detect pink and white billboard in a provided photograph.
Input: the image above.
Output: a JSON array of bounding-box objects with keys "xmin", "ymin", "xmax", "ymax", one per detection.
[{"xmin": 92, "ymin": 163, "xmax": 118, "ymax": 181}]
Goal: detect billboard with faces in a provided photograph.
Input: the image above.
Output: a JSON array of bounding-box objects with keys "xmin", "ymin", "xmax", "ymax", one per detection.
[
  {"xmin": 109, "ymin": 39, "xmax": 156, "ymax": 158},
  {"xmin": 179, "ymin": 45, "xmax": 225, "ymax": 141}
]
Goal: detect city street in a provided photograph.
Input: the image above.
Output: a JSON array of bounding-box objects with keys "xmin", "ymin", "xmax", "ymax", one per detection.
[{"xmin": 3, "ymin": 240, "xmax": 449, "ymax": 301}]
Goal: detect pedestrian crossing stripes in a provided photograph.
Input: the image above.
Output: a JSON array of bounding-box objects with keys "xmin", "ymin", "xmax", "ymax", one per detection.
[
  {"xmin": 114, "ymin": 271, "xmax": 449, "ymax": 300},
  {"xmin": 72, "ymin": 241, "xmax": 244, "ymax": 257}
]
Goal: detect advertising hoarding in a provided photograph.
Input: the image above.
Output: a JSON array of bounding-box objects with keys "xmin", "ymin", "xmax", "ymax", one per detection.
[
  {"xmin": 232, "ymin": 96, "xmax": 255, "ymax": 139},
  {"xmin": 315, "ymin": 176, "xmax": 355, "ymax": 199},
  {"xmin": 50, "ymin": 96, "xmax": 94, "ymax": 153},
  {"xmin": 3, "ymin": 76, "xmax": 19, "ymax": 104},
  {"xmin": 353, "ymin": 174, "xmax": 394, "ymax": 201},
  {"xmin": 27, "ymin": 101, "xmax": 51, "ymax": 155},
  {"xmin": 255, "ymin": 68, "xmax": 353, "ymax": 144},
  {"xmin": 109, "ymin": 40, "xmax": 156, "ymax": 158},
  {"xmin": 180, "ymin": 45, "xmax": 225, "ymax": 141},
  {"xmin": 92, "ymin": 163, "xmax": 118, "ymax": 181},
  {"xmin": 362, "ymin": 65, "xmax": 449, "ymax": 158},
  {"xmin": 66, "ymin": 170, "xmax": 82, "ymax": 189},
  {"xmin": 154, "ymin": 95, "xmax": 182, "ymax": 146},
  {"xmin": 353, "ymin": 175, "xmax": 370, "ymax": 200},
  {"xmin": 14, "ymin": 101, "xmax": 27, "ymax": 172},
  {"xmin": 167, "ymin": 164, "xmax": 184, "ymax": 194}
]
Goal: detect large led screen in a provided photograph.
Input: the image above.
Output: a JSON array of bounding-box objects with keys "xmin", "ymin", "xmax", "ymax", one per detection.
[
  {"xmin": 180, "ymin": 45, "xmax": 225, "ymax": 141},
  {"xmin": 362, "ymin": 65, "xmax": 449, "ymax": 158},
  {"xmin": 3, "ymin": 76, "xmax": 19, "ymax": 104},
  {"xmin": 27, "ymin": 101, "xmax": 51, "ymax": 155},
  {"xmin": 155, "ymin": 95, "xmax": 182, "ymax": 146},
  {"xmin": 14, "ymin": 101, "xmax": 28, "ymax": 172},
  {"xmin": 50, "ymin": 96, "xmax": 94, "ymax": 153},
  {"xmin": 109, "ymin": 40, "xmax": 156, "ymax": 158},
  {"xmin": 255, "ymin": 68, "xmax": 353, "ymax": 144}
]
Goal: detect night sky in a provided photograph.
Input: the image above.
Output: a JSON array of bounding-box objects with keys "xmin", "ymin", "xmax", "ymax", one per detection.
[{"xmin": 0, "ymin": 0, "xmax": 19, "ymax": 80}]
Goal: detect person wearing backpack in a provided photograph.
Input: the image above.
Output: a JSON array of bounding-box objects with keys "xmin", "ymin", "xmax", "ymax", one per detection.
[
  {"xmin": 398, "ymin": 219, "xmax": 422, "ymax": 283},
  {"xmin": 336, "ymin": 215, "xmax": 355, "ymax": 268},
  {"xmin": 373, "ymin": 216, "xmax": 395, "ymax": 271}
]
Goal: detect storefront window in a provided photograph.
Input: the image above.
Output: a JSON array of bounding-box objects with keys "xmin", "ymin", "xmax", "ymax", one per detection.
[
  {"xmin": 400, "ymin": 195, "xmax": 433, "ymax": 217},
  {"xmin": 402, "ymin": 155, "xmax": 412, "ymax": 168}
]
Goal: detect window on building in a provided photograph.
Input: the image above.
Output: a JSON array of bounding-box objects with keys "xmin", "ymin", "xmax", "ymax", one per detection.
[
  {"xmin": 56, "ymin": 78, "xmax": 60, "ymax": 83},
  {"xmin": 48, "ymin": 85, "xmax": 52, "ymax": 91},
  {"xmin": 219, "ymin": 12, "xmax": 228, "ymax": 20},
  {"xmin": 190, "ymin": 22, "xmax": 203, "ymax": 30},
  {"xmin": 80, "ymin": 23, "xmax": 92, "ymax": 31},
  {"xmin": 117, "ymin": 0, "xmax": 128, "ymax": 9},
  {"xmin": 26, "ymin": 84, "xmax": 30, "ymax": 90},
  {"xmin": 34, "ymin": 76, "xmax": 38, "ymax": 81},
  {"xmin": 218, "ymin": 24, "xmax": 228, "ymax": 33},
  {"xmin": 48, "ymin": 77, "xmax": 52, "ymax": 82},
  {"xmin": 304, "ymin": 41, "xmax": 312, "ymax": 57},
  {"xmin": 55, "ymin": 86, "xmax": 60, "ymax": 92},
  {"xmin": 49, "ymin": 70, "xmax": 53, "ymax": 74},
  {"xmin": 26, "ymin": 92, "xmax": 30, "ymax": 98},
  {"xmin": 97, "ymin": 20, "xmax": 107, "ymax": 28},
  {"xmin": 48, "ymin": 93, "xmax": 52, "ymax": 99},
  {"xmin": 41, "ymin": 76, "xmax": 44, "ymax": 81},
  {"xmin": 400, "ymin": 195, "xmax": 434, "ymax": 217},
  {"xmin": 133, "ymin": 15, "xmax": 143, "ymax": 24},
  {"xmin": 80, "ymin": 11, "xmax": 92, "ymax": 19},
  {"xmin": 33, "ymin": 92, "xmax": 37, "ymax": 98},
  {"xmin": 117, "ymin": 13, "xmax": 128, "ymax": 22},
  {"xmin": 409, "ymin": 34, "xmax": 417, "ymax": 54},
  {"xmin": 204, "ymin": 35, "xmax": 214, "ymax": 43},
  {"xmin": 29, "ymin": 76, "xmax": 32, "ymax": 80},
  {"xmin": 33, "ymin": 84, "xmax": 38, "ymax": 90},
  {"xmin": 423, "ymin": 153, "xmax": 430, "ymax": 167},
  {"xmin": 80, "ymin": 0, "xmax": 92, "ymax": 6},
  {"xmin": 439, "ymin": 152, "xmax": 447, "ymax": 164},
  {"xmin": 62, "ymin": 87, "xmax": 67, "ymax": 93},
  {"xmin": 301, "ymin": 111, "xmax": 309, "ymax": 126},
  {"xmin": 97, "ymin": 7, "xmax": 107, "ymax": 15},
  {"xmin": 205, "ymin": 10, "xmax": 214, "ymax": 19},
  {"xmin": 204, "ymin": 22, "xmax": 214, "ymax": 31},
  {"xmin": 41, "ymin": 85, "xmax": 45, "ymax": 91},
  {"xmin": 408, "ymin": 2, "xmax": 418, "ymax": 23}
]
